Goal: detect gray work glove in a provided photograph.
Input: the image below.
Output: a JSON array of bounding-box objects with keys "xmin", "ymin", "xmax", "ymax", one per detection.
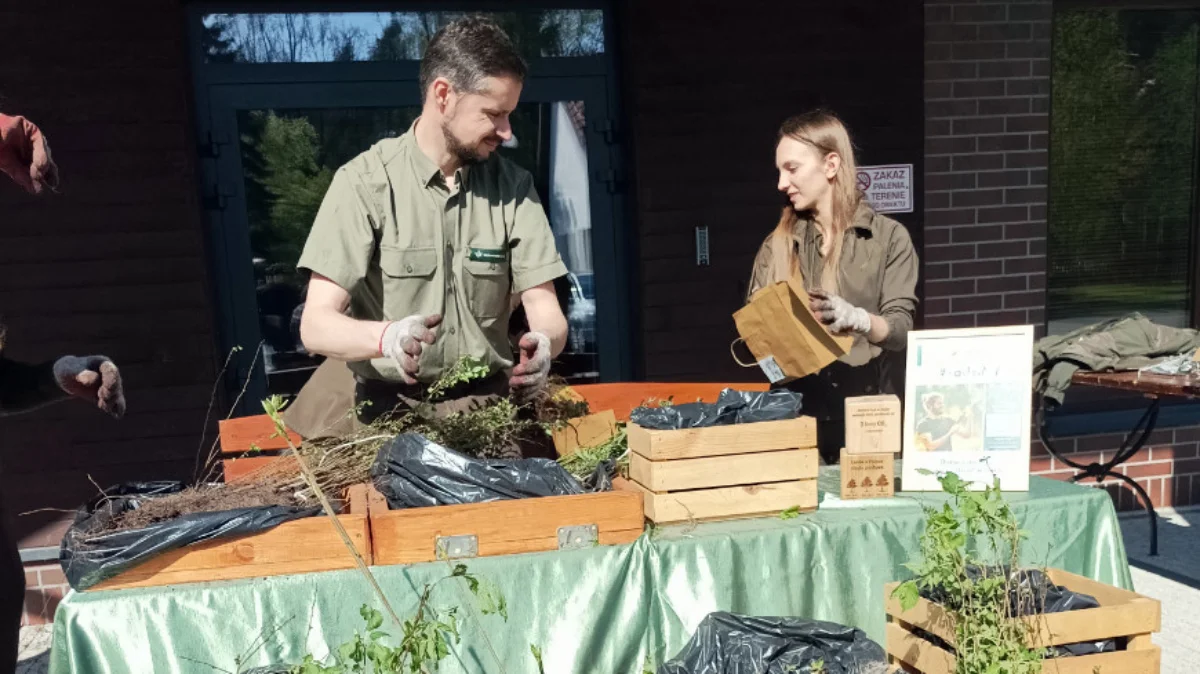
[
  {"xmin": 380, "ymin": 314, "xmax": 442, "ymax": 385},
  {"xmin": 509, "ymin": 332, "xmax": 551, "ymax": 402},
  {"xmin": 809, "ymin": 289, "xmax": 871, "ymax": 336},
  {"xmin": 53, "ymin": 356, "xmax": 125, "ymax": 418}
]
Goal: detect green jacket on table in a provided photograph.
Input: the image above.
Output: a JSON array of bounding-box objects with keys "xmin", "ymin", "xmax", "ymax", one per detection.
[{"xmin": 1034, "ymin": 313, "xmax": 1200, "ymax": 407}]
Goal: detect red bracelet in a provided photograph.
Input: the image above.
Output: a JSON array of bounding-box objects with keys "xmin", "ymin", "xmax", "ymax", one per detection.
[{"xmin": 378, "ymin": 322, "xmax": 393, "ymax": 357}]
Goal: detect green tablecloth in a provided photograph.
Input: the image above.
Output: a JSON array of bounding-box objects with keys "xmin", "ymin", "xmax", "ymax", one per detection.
[{"xmin": 49, "ymin": 473, "xmax": 1131, "ymax": 674}]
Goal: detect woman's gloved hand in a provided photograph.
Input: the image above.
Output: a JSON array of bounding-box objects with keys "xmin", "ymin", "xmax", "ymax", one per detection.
[{"xmin": 809, "ymin": 288, "xmax": 871, "ymax": 336}]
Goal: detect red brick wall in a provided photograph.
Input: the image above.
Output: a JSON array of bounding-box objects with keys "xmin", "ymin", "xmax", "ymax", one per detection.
[
  {"xmin": 925, "ymin": 0, "xmax": 1200, "ymax": 510},
  {"xmin": 0, "ymin": 2, "xmax": 220, "ymax": 543},
  {"xmin": 1031, "ymin": 427, "xmax": 1200, "ymax": 510},
  {"xmin": 21, "ymin": 563, "xmax": 67, "ymax": 627}
]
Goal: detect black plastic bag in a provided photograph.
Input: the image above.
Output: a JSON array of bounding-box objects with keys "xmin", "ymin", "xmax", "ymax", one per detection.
[
  {"xmin": 59, "ymin": 481, "xmax": 317, "ymax": 591},
  {"xmin": 582, "ymin": 459, "xmax": 616, "ymax": 492},
  {"xmin": 371, "ymin": 433, "xmax": 584, "ymax": 509},
  {"xmin": 630, "ymin": 389, "xmax": 803, "ymax": 430},
  {"xmin": 659, "ymin": 612, "xmax": 888, "ymax": 674}
]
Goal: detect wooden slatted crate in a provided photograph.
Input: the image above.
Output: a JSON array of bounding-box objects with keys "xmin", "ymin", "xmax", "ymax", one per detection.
[
  {"xmin": 884, "ymin": 569, "xmax": 1161, "ymax": 674},
  {"xmin": 90, "ymin": 484, "xmax": 372, "ymax": 590},
  {"xmin": 218, "ymin": 415, "xmax": 302, "ymax": 482},
  {"xmin": 624, "ymin": 416, "xmax": 819, "ymax": 524},
  {"xmin": 367, "ymin": 484, "xmax": 645, "ymax": 565}
]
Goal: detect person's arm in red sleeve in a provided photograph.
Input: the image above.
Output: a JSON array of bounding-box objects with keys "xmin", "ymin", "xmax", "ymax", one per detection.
[{"xmin": 0, "ymin": 113, "xmax": 60, "ymax": 195}]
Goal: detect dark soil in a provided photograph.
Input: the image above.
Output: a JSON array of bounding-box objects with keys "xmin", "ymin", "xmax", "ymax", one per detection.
[{"xmin": 106, "ymin": 483, "xmax": 302, "ymax": 531}]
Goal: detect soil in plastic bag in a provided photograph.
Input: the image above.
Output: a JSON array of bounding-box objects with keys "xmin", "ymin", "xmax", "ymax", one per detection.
[
  {"xmin": 371, "ymin": 433, "xmax": 584, "ymax": 509},
  {"xmin": 917, "ymin": 567, "xmax": 1115, "ymax": 657},
  {"xmin": 60, "ymin": 481, "xmax": 318, "ymax": 591},
  {"xmin": 630, "ymin": 389, "xmax": 803, "ymax": 430},
  {"xmin": 659, "ymin": 612, "xmax": 888, "ymax": 674}
]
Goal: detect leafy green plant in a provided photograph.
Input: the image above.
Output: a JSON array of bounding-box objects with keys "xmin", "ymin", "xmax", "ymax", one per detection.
[
  {"xmin": 425, "ymin": 356, "xmax": 491, "ymax": 402},
  {"xmin": 420, "ymin": 397, "xmax": 534, "ymax": 459},
  {"xmin": 891, "ymin": 471, "xmax": 1044, "ymax": 674},
  {"xmin": 556, "ymin": 428, "xmax": 629, "ymax": 482},
  {"xmin": 778, "ymin": 506, "xmax": 801, "ymax": 520},
  {"xmin": 283, "ymin": 563, "xmax": 507, "ymax": 674}
]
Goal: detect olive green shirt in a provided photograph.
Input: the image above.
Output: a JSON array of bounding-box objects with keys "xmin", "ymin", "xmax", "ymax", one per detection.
[
  {"xmin": 747, "ymin": 203, "xmax": 919, "ymax": 364},
  {"xmin": 298, "ymin": 120, "xmax": 568, "ymax": 383}
]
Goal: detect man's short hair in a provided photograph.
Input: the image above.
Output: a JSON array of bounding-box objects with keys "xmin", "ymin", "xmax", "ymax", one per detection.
[
  {"xmin": 922, "ymin": 392, "xmax": 944, "ymax": 412},
  {"xmin": 419, "ymin": 16, "xmax": 528, "ymax": 98}
]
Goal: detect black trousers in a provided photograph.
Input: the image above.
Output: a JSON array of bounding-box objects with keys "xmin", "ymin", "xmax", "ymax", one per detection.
[
  {"xmin": 0, "ymin": 502, "xmax": 23, "ymax": 673},
  {"xmin": 782, "ymin": 352, "xmax": 904, "ymax": 465}
]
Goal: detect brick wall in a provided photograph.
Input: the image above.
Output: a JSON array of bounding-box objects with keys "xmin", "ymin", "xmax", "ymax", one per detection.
[
  {"xmin": 620, "ymin": 0, "xmax": 925, "ymax": 381},
  {"xmin": 0, "ymin": 0, "xmax": 220, "ymax": 607},
  {"xmin": 21, "ymin": 563, "xmax": 67, "ymax": 627},
  {"xmin": 923, "ymin": 0, "xmax": 1051, "ymax": 333},
  {"xmin": 924, "ymin": 0, "xmax": 1200, "ymax": 511},
  {"xmin": 1032, "ymin": 427, "xmax": 1200, "ymax": 511}
]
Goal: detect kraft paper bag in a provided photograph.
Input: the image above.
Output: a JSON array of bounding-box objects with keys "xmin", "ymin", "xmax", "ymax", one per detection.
[{"xmin": 732, "ymin": 275, "xmax": 853, "ymax": 384}]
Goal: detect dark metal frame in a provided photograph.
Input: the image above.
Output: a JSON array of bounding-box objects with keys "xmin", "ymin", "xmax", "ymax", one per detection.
[
  {"xmin": 1038, "ymin": 397, "xmax": 1160, "ymax": 556},
  {"xmin": 186, "ymin": 1, "xmax": 632, "ymax": 414}
]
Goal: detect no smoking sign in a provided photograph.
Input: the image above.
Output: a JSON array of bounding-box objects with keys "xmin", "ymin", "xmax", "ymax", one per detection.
[{"xmin": 857, "ymin": 164, "xmax": 912, "ymax": 214}]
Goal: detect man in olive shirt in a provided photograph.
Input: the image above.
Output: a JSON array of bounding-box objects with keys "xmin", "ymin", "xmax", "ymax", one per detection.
[
  {"xmin": 915, "ymin": 392, "xmax": 971, "ymax": 452},
  {"xmin": 297, "ymin": 17, "xmax": 568, "ymax": 421}
]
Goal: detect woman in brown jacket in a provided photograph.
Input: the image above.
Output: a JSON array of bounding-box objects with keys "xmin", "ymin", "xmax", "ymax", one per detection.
[{"xmin": 748, "ymin": 110, "xmax": 919, "ymax": 463}]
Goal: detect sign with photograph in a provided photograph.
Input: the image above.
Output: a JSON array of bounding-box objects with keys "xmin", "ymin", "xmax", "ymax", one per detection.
[{"xmin": 902, "ymin": 325, "xmax": 1035, "ymax": 491}]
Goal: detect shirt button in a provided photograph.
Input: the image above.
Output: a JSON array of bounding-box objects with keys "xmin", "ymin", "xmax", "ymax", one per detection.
[
  {"xmin": 449, "ymin": 327, "xmax": 457, "ymax": 335},
  {"xmin": 489, "ymin": 263, "xmax": 497, "ymax": 271},
  {"xmin": 406, "ymin": 265, "xmax": 413, "ymax": 273}
]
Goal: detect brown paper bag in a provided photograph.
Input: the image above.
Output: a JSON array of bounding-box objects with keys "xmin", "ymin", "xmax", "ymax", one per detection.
[{"xmin": 732, "ymin": 275, "xmax": 853, "ymax": 383}]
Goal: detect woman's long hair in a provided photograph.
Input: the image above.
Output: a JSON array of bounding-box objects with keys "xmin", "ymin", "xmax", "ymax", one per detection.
[{"xmin": 769, "ymin": 110, "xmax": 863, "ymax": 289}]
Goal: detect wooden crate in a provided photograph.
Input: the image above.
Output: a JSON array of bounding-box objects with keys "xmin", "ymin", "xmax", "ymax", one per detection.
[
  {"xmin": 218, "ymin": 414, "xmax": 301, "ymax": 482},
  {"xmin": 627, "ymin": 417, "xmax": 817, "ymax": 461},
  {"xmin": 625, "ymin": 478, "xmax": 818, "ymax": 524},
  {"xmin": 367, "ymin": 485, "xmax": 645, "ymax": 565},
  {"xmin": 885, "ymin": 569, "xmax": 1161, "ymax": 674},
  {"xmin": 90, "ymin": 484, "xmax": 373, "ymax": 591},
  {"xmin": 629, "ymin": 448, "xmax": 817, "ymax": 492},
  {"xmin": 624, "ymin": 416, "xmax": 818, "ymax": 524}
]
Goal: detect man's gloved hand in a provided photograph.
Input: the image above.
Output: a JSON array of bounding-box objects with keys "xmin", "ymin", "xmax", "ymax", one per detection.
[
  {"xmin": 53, "ymin": 356, "xmax": 125, "ymax": 419},
  {"xmin": 509, "ymin": 332, "xmax": 551, "ymax": 401},
  {"xmin": 380, "ymin": 314, "xmax": 442, "ymax": 385},
  {"xmin": 0, "ymin": 114, "xmax": 60, "ymax": 195},
  {"xmin": 809, "ymin": 289, "xmax": 871, "ymax": 336}
]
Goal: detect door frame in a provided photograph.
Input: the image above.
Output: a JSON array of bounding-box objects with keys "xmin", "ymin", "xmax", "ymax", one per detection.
[{"xmin": 187, "ymin": 3, "xmax": 631, "ymax": 413}]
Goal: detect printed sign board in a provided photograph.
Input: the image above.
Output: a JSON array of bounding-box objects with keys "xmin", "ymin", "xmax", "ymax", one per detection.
[{"xmin": 857, "ymin": 164, "xmax": 913, "ymax": 214}]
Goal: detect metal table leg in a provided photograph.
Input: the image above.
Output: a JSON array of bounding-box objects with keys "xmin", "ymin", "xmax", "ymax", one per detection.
[{"xmin": 1037, "ymin": 398, "xmax": 1160, "ymax": 557}]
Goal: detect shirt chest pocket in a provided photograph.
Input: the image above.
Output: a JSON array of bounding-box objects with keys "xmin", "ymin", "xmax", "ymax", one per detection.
[
  {"xmin": 462, "ymin": 257, "xmax": 510, "ymax": 320},
  {"xmin": 379, "ymin": 246, "xmax": 437, "ymax": 318}
]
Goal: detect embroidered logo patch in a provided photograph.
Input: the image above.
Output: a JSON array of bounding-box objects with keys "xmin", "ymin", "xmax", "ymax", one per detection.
[{"xmin": 468, "ymin": 247, "xmax": 507, "ymax": 263}]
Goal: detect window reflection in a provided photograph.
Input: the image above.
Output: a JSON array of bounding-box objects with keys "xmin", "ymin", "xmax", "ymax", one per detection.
[
  {"xmin": 1049, "ymin": 10, "xmax": 1198, "ymax": 333},
  {"xmin": 203, "ymin": 11, "xmax": 605, "ymax": 64}
]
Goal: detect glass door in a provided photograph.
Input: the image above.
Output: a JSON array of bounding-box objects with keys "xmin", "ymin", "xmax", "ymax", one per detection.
[{"xmin": 202, "ymin": 76, "xmax": 623, "ymax": 410}]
